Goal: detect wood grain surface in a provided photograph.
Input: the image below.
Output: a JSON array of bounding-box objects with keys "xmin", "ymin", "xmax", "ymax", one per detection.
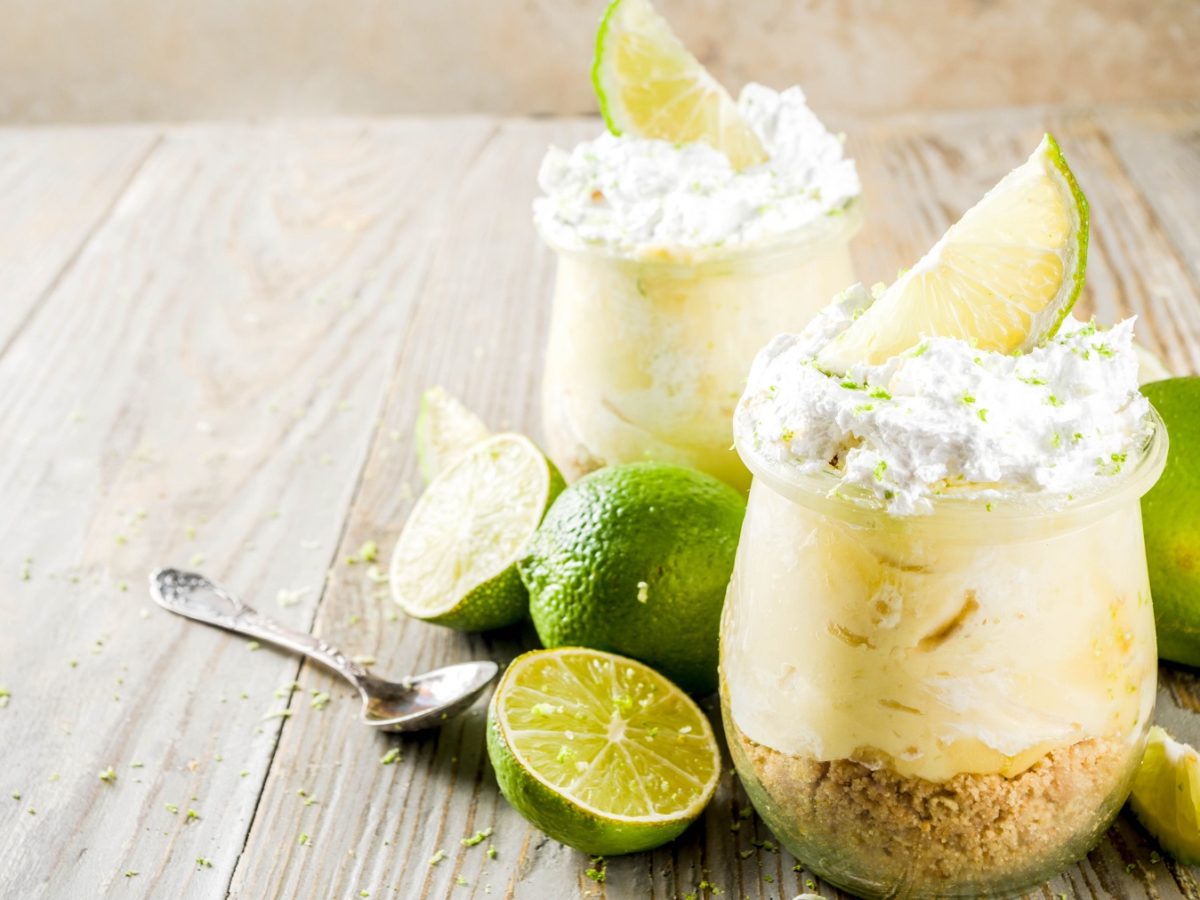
[{"xmin": 0, "ymin": 105, "xmax": 1198, "ymax": 899}]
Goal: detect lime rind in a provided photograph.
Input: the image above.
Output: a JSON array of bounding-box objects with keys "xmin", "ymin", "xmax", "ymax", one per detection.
[
  {"xmin": 390, "ymin": 434, "xmax": 563, "ymax": 631},
  {"xmin": 487, "ymin": 647, "xmax": 720, "ymax": 855},
  {"xmin": 1041, "ymin": 133, "xmax": 1090, "ymax": 344},
  {"xmin": 591, "ymin": 0, "xmax": 623, "ymax": 136}
]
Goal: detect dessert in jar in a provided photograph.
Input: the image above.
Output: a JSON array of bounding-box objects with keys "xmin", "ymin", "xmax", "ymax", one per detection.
[
  {"xmin": 720, "ymin": 137, "xmax": 1167, "ymax": 897},
  {"xmin": 533, "ymin": 0, "xmax": 862, "ymax": 489}
]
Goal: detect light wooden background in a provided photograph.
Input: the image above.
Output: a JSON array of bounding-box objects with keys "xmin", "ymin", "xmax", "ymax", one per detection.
[
  {"xmin": 0, "ymin": 103, "xmax": 1199, "ymax": 899},
  {"xmin": 2, "ymin": 0, "xmax": 1199, "ymax": 122}
]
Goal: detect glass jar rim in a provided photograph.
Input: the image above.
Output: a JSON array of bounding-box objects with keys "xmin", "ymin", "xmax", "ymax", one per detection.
[
  {"xmin": 535, "ymin": 197, "xmax": 864, "ymax": 272},
  {"xmin": 735, "ymin": 406, "xmax": 1168, "ymax": 535}
]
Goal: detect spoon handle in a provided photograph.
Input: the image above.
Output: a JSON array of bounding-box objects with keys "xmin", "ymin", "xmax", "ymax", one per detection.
[{"xmin": 149, "ymin": 568, "xmax": 370, "ymax": 688}]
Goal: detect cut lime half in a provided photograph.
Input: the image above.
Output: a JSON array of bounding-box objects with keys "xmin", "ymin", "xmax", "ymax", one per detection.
[
  {"xmin": 1130, "ymin": 726, "xmax": 1200, "ymax": 864},
  {"xmin": 390, "ymin": 434, "xmax": 562, "ymax": 631},
  {"xmin": 414, "ymin": 386, "xmax": 491, "ymax": 484},
  {"xmin": 818, "ymin": 134, "xmax": 1089, "ymax": 372},
  {"xmin": 592, "ymin": 0, "xmax": 767, "ymax": 170},
  {"xmin": 487, "ymin": 647, "xmax": 720, "ymax": 855}
]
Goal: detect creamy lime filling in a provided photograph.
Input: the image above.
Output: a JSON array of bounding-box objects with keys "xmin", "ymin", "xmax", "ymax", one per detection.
[{"xmin": 534, "ymin": 84, "xmax": 860, "ymax": 254}]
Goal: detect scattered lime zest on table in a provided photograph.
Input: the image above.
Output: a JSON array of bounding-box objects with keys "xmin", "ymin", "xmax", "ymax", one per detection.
[
  {"xmin": 390, "ymin": 433, "xmax": 563, "ymax": 631},
  {"xmin": 1130, "ymin": 726, "xmax": 1200, "ymax": 864},
  {"xmin": 592, "ymin": 0, "xmax": 767, "ymax": 170},
  {"xmin": 818, "ymin": 134, "xmax": 1089, "ymax": 372},
  {"xmin": 486, "ymin": 647, "xmax": 720, "ymax": 855}
]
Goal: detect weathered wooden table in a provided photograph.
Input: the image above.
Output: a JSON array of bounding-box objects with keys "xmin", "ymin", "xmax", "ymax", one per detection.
[{"xmin": 1, "ymin": 104, "xmax": 1198, "ymax": 899}]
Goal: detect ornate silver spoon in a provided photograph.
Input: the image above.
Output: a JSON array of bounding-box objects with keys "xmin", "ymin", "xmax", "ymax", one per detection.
[{"xmin": 149, "ymin": 568, "xmax": 498, "ymax": 731}]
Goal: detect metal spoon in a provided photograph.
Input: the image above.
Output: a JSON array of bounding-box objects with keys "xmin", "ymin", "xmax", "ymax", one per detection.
[{"xmin": 148, "ymin": 568, "xmax": 499, "ymax": 732}]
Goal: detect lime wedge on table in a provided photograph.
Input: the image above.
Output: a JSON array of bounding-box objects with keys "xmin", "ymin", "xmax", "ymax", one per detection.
[
  {"xmin": 592, "ymin": 0, "xmax": 768, "ymax": 171},
  {"xmin": 390, "ymin": 434, "xmax": 563, "ymax": 631},
  {"xmin": 1130, "ymin": 726, "xmax": 1200, "ymax": 864},
  {"xmin": 818, "ymin": 134, "xmax": 1089, "ymax": 372},
  {"xmin": 414, "ymin": 386, "xmax": 491, "ymax": 483},
  {"xmin": 487, "ymin": 647, "xmax": 721, "ymax": 855}
]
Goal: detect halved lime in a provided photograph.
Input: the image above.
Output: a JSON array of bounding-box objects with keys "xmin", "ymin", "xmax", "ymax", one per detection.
[
  {"xmin": 817, "ymin": 134, "xmax": 1089, "ymax": 372},
  {"xmin": 414, "ymin": 386, "xmax": 491, "ymax": 484},
  {"xmin": 390, "ymin": 434, "xmax": 563, "ymax": 631},
  {"xmin": 1130, "ymin": 726, "xmax": 1200, "ymax": 864},
  {"xmin": 487, "ymin": 647, "xmax": 720, "ymax": 855},
  {"xmin": 592, "ymin": 0, "xmax": 767, "ymax": 171}
]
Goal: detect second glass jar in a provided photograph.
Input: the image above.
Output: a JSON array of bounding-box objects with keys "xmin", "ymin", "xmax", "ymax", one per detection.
[{"xmin": 538, "ymin": 207, "xmax": 861, "ymax": 489}]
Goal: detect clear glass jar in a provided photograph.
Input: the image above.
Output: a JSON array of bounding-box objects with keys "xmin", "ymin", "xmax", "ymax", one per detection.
[
  {"xmin": 720, "ymin": 412, "xmax": 1167, "ymax": 898},
  {"xmin": 538, "ymin": 206, "xmax": 862, "ymax": 489}
]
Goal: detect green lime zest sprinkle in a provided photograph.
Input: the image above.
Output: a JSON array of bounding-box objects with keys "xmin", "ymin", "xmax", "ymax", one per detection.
[
  {"xmin": 0, "ymin": 687, "xmax": 10, "ymax": 708},
  {"xmin": 185, "ymin": 808, "xmax": 200, "ymax": 822},
  {"xmin": 1047, "ymin": 394, "xmax": 1063, "ymax": 407},
  {"xmin": 98, "ymin": 766, "xmax": 117, "ymax": 784},
  {"xmin": 380, "ymin": 748, "xmax": 401, "ymax": 766},
  {"xmin": 961, "ymin": 393, "xmax": 975, "ymax": 404},
  {"xmin": 246, "ymin": 641, "xmax": 261, "ymax": 651},
  {"xmin": 585, "ymin": 857, "xmax": 607, "ymax": 883},
  {"xmin": 360, "ymin": 890, "xmax": 370, "ymax": 896},
  {"xmin": 487, "ymin": 846, "xmax": 497, "ymax": 859},
  {"xmin": 10, "ymin": 792, "xmax": 19, "ymax": 801},
  {"xmin": 977, "ymin": 408, "xmax": 988, "ymax": 422},
  {"xmin": 195, "ymin": 857, "xmax": 212, "ymax": 869},
  {"xmin": 165, "ymin": 803, "xmax": 178, "ymax": 814},
  {"xmin": 124, "ymin": 871, "xmax": 138, "ymax": 878},
  {"xmin": 853, "ymin": 404, "xmax": 874, "ymax": 414},
  {"xmin": 462, "ymin": 828, "xmax": 493, "ymax": 847},
  {"xmin": 839, "ymin": 380, "xmax": 861, "ymax": 390},
  {"xmin": 869, "ymin": 387, "xmax": 892, "ymax": 400},
  {"xmin": 455, "ymin": 876, "xmax": 468, "ymax": 886},
  {"xmin": 310, "ymin": 691, "xmax": 331, "ymax": 710},
  {"xmin": 299, "ymin": 833, "xmax": 310, "ymax": 846},
  {"xmin": 429, "ymin": 849, "xmax": 448, "ymax": 866},
  {"xmin": 873, "ymin": 460, "xmax": 888, "ymax": 482}
]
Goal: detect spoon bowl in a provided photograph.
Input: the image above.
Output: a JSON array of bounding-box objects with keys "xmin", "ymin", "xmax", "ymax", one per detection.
[{"xmin": 149, "ymin": 568, "xmax": 499, "ymax": 732}]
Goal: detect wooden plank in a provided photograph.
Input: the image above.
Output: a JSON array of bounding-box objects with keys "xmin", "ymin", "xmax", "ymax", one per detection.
[
  {"xmin": 227, "ymin": 116, "xmax": 596, "ymax": 900},
  {"xmin": 0, "ymin": 118, "xmax": 496, "ymax": 898},
  {"xmin": 0, "ymin": 125, "xmax": 159, "ymax": 350}
]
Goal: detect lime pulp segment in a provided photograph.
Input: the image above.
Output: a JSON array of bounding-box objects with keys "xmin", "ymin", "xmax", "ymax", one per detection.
[
  {"xmin": 817, "ymin": 134, "xmax": 1089, "ymax": 372},
  {"xmin": 591, "ymin": 0, "xmax": 767, "ymax": 170}
]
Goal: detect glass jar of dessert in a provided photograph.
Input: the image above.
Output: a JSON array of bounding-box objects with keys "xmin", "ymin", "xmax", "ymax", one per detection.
[
  {"xmin": 721, "ymin": 286, "xmax": 1168, "ymax": 895},
  {"xmin": 538, "ymin": 214, "xmax": 860, "ymax": 489},
  {"xmin": 534, "ymin": 83, "xmax": 862, "ymax": 489}
]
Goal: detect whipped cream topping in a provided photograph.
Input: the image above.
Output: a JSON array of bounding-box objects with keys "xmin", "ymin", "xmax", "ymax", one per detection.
[
  {"xmin": 534, "ymin": 84, "xmax": 860, "ymax": 255},
  {"xmin": 737, "ymin": 285, "xmax": 1153, "ymax": 514}
]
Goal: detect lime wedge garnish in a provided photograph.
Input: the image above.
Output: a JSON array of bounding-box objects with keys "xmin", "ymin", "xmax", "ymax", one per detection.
[
  {"xmin": 592, "ymin": 0, "xmax": 767, "ymax": 170},
  {"xmin": 1130, "ymin": 726, "xmax": 1200, "ymax": 864},
  {"xmin": 817, "ymin": 134, "xmax": 1089, "ymax": 372},
  {"xmin": 390, "ymin": 434, "xmax": 562, "ymax": 631},
  {"xmin": 487, "ymin": 647, "xmax": 721, "ymax": 854},
  {"xmin": 414, "ymin": 386, "xmax": 491, "ymax": 484}
]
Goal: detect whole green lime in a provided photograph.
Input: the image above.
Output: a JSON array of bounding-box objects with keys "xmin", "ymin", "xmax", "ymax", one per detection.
[
  {"xmin": 518, "ymin": 462, "xmax": 746, "ymax": 693},
  {"xmin": 1142, "ymin": 377, "xmax": 1200, "ymax": 666}
]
